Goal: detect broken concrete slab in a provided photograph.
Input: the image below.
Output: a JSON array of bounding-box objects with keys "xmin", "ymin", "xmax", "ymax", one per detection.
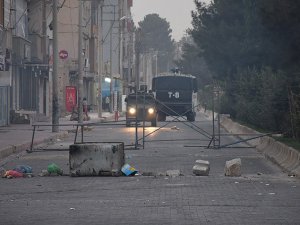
[
  {"xmin": 193, "ymin": 160, "xmax": 210, "ymax": 176},
  {"xmin": 225, "ymin": 158, "xmax": 242, "ymax": 177},
  {"xmin": 166, "ymin": 170, "xmax": 181, "ymax": 177}
]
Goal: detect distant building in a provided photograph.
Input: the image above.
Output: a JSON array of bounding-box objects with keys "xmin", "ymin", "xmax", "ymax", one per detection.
[{"xmin": 0, "ymin": 0, "xmax": 134, "ymax": 126}]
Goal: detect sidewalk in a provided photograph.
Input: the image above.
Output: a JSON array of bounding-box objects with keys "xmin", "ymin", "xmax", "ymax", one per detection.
[{"xmin": 0, "ymin": 112, "xmax": 115, "ymax": 160}]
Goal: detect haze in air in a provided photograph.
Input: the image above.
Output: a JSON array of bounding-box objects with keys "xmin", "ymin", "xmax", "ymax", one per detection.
[{"xmin": 131, "ymin": 0, "xmax": 209, "ymax": 41}]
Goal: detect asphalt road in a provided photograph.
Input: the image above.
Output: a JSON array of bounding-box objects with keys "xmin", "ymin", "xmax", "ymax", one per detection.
[{"xmin": 0, "ymin": 113, "xmax": 299, "ymax": 225}]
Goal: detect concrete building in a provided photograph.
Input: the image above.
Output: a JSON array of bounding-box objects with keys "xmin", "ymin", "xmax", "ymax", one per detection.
[
  {"xmin": 0, "ymin": 0, "xmax": 12, "ymax": 126},
  {"xmin": 9, "ymin": 0, "xmax": 51, "ymax": 124},
  {"xmin": 0, "ymin": 0, "xmax": 134, "ymax": 126},
  {"xmin": 53, "ymin": 0, "xmax": 133, "ymax": 114}
]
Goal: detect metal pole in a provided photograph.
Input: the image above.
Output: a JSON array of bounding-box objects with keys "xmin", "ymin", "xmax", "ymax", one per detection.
[
  {"xmin": 52, "ymin": 0, "xmax": 59, "ymax": 132},
  {"xmin": 212, "ymin": 88, "xmax": 215, "ymax": 147},
  {"xmin": 155, "ymin": 54, "xmax": 158, "ymax": 76},
  {"xmin": 97, "ymin": 1, "xmax": 103, "ymax": 118},
  {"xmin": 128, "ymin": 32, "xmax": 132, "ymax": 93},
  {"xmin": 78, "ymin": 0, "xmax": 83, "ymax": 123},
  {"xmin": 217, "ymin": 89, "xmax": 221, "ymax": 148},
  {"xmin": 109, "ymin": 20, "xmax": 113, "ymax": 113},
  {"xmin": 136, "ymin": 29, "xmax": 140, "ymax": 91},
  {"xmin": 135, "ymin": 92, "xmax": 138, "ymax": 149},
  {"xmin": 42, "ymin": 0, "xmax": 47, "ymax": 63}
]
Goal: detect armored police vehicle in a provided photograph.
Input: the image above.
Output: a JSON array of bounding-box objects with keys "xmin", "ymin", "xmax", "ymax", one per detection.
[
  {"xmin": 125, "ymin": 92, "xmax": 157, "ymax": 127},
  {"xmin": 152, "ymin": 73, "xmax": 197, "ymax": 122}
]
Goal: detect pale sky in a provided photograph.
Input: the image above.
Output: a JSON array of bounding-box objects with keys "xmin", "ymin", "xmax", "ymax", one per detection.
[{"xmin": 131, "ymin": 0, "xmax": 211, "ymax": 41}]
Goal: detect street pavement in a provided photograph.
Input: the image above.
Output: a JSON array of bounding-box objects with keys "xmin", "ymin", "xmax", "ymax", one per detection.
[
  {"xmin": 0, "ymin": 112, "xmax": 299, "ymax": 225},
  {"xmin": 0, "ymin": 112, "xmax": 115, "ymax": 160}
]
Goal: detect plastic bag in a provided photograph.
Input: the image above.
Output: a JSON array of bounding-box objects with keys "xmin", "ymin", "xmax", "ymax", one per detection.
[
  {"xmin": 3, "ymin": 170, "xmax": 24, "ymax": 178},
  {"xmin": 47, "ymin": 163, "xmax": 63, "ymax": 175},
  {"xmin": 14, "ymin": 165, "xmax": 32, "ymax": 174}
]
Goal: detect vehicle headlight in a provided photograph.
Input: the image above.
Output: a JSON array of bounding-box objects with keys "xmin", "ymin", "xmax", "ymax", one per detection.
[
  {"xmin": 129, "ymin": 107, "xmax": 136, "ymax": 114},
  {"xmin": 148, "ymin": 108, "xmax": 154, "ymax": 114}
]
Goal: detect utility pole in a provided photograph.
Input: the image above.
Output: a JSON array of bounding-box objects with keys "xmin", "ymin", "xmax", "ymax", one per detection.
[
  {"xmin": 109, "ymin": 19, "xmax": 113, "ymax": 113},
  {"xmin": 128, "ymin": 31, "xmax": 132, "ymax": 93},
  {"xmin": 97, "ymin": 1, "xmax": 104, "ymax": 118},
  {"xmin": 78, "ymin": 0, "xmax": 83, "ymax": 123},
  {"xmin": 42, "ymin": 0, "xmax": 47, "ymax": 63},
  {"xmin": 135, "ymin": 28, "xmax": 141, "ymax": 92},
  {"xmin": 52, "ymin": 0, "xmax": 59, "ymax": 132}
]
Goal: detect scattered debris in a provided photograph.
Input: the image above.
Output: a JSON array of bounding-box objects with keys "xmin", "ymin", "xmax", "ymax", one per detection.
[
  {"xmin": 39, "ymin": 169, "xmax": 50, "ymax": 177},
  {"xmin": 142, "ymin": 171, "xmax": 156, "ymax": 176},
  {"xmin": 193, "ymin": 159, "xmax": 210, "ymax": 176},
  {"xmin": 14, "ymin": 165, "xmax": 32, "ymax": 174},
  {"xmin": 2, "ymin": 165, "xmax": 33, "ymax": 179},
  {"xmin": 257, "ymin": 172, "xmax": 263, "ymax": 175},
  {"xmin": 47, "ymin": 163, "xmax": 63, "ymax": 175},
  {"xmin": 225, "ymin": 158, "xmax": 241, "ymax": 177},
  {"xmin": 0, "ymin": 167, "xmax": 6, "ymax": 177},
  {"xmin": 83, "ymin": 126, "xmax": 93, "ymax": 131},
  {"xmin": 3, "ymin": 170, "xmax": 23, "ymax": 178},
  {"xmin": 121, "ymin": 164, "xmax": 138, "ymax": 176},
  {"xmin": 166, "ymin": 170, "xmax": 181, "ymax": 177},
  {"xmin": 170, "ymin": 126, "xmax": 180, "ymax": 130}
]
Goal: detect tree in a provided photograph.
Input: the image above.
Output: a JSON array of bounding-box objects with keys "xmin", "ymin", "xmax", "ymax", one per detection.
[
  {"xmin": 174, "ymin": 35, "xmax": 212, "ymax": 88},
  {"xmin": 137, "ymin": 14, "xmax": 175, "ymax": 73},
  {"xmin": 189, "ymin": 0, "xmax": 300, "ymax": 138},
  {"xmin": 190, "ymin": 0, "xmax": 267, "ymax": 80}
]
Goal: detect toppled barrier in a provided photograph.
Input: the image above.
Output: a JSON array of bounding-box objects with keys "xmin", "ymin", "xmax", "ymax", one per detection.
[{"xmin": 69, "ymin": 142, "xmax": 124, "ymax": 177}]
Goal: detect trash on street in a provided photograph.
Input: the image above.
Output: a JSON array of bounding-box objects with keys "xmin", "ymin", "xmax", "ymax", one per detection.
[{"xmin": 121, "ymin": 164, "xmax": 137, "ymax": 176}]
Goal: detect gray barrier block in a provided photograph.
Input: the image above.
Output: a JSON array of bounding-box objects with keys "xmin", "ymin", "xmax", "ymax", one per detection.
[
  {"xmin": 69, "ymin": 142, "xmax": 124, "ymax": 177},
  {"xmin": 193, "ymin": 159, "xmax": 210, "ymax": 176}
]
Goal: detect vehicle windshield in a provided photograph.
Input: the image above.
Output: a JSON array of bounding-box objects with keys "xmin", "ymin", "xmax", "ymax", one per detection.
[{"xmin": 127, "ymin": 95, "xmax": 155, "ymax": 104}]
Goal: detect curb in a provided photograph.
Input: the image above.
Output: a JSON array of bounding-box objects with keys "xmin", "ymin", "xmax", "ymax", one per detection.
[
  {"xmin": 220, "ymin": 115, "xmax": 300, "ymax": 177},
  {"xmin": 0, "ymin": 131, "xmax": 69, "ymax": 161}
]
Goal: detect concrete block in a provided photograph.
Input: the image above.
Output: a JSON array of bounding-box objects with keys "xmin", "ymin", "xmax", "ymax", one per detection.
[
  {"xmin": 225, "ymin": 158, "xmax": 241, "ymax": 177},
  {"xmin": 193, "ymin": 159, "xmax": 210, "ymax": 176},
  {"xmin": 69, "ymin": 142, "xmax": 124, "ymax": 177}
]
